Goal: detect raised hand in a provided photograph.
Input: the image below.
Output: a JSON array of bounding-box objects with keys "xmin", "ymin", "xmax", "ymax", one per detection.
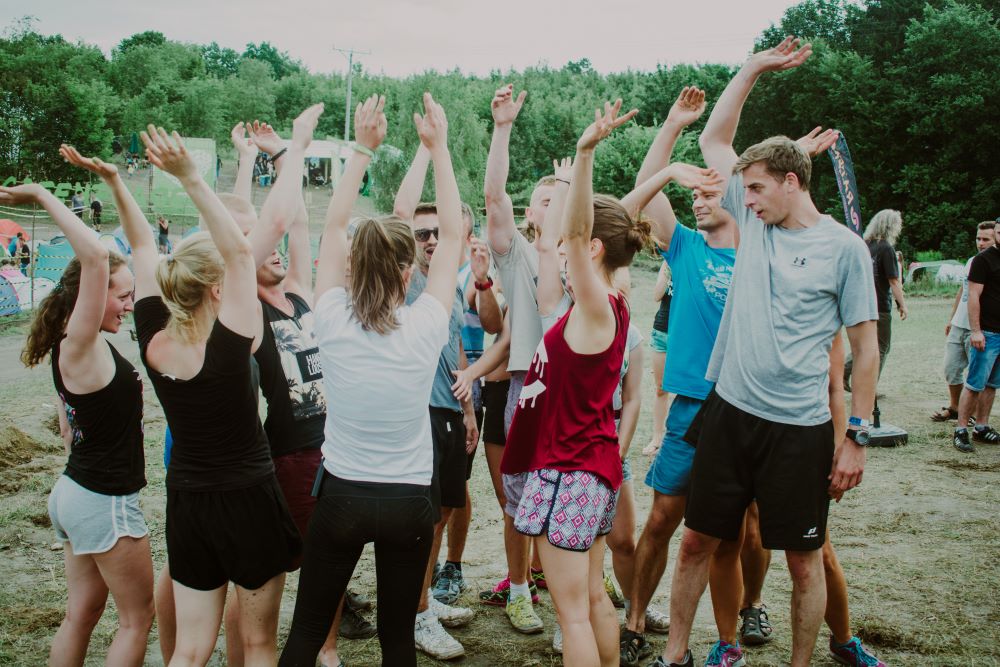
[
  {"xmin": 0, "ymin": 183, "xmax": 46, "ymax": 206},
  {"xmin": 491, "ymin": 84, "xmax": 527, "ymax": 127},
  {"xmin": 577, "ymin": 99, "xmax": 639, "ymax": 152},
  {"xmin": 666, "ymin": 86, "xmax": 706, "ymax": 128},
  {"xmin": 291, "ymin": 103, "xmax": 324, "ymax": 151},
  {"xmin": 60, "ymin": 145, "xmax": 119, "ymax": 180},
  {"xmin": 748, "ymin": 35, "xmax": 812, "ymax": 74},
  {"xmin": 230, "ymin": 121, "xmax": 258, "ymax": 160},
  {"xmin": 414, "ymin": 92, "xmax": 448, "ymax": 152},
  {"xmin": 141, "ymin": 126, "xmax": 198, "ymax": 182},
  {"xmin": 797, "ymin": 126, "xmax": 840, "ymax": 157},
  {"xmin": 354, "ymin": 94, "xmax": 387, "ymax": 152},
  {"xmin": 469, "ymin": 237, "xmax": 490, "ymax": 282},
  {"xmin": 666, "ymin": 163, "xmax": 723, "ymax": 191},
  {"xmin": 249, "ymin": 120, "xmax": 286, "ymax": 156},
  {"xmin": 553, "ymin": 156, "xmax": 573, "ymax": 182}
]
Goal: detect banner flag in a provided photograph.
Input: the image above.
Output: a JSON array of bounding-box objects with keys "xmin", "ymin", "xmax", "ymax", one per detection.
[{"xmin": 827, "ymin": 132, "xmax": 863, "ymax": 236}]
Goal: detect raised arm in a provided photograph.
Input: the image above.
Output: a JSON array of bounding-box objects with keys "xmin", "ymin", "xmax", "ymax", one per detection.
[
  {"xmin": 418, "ymin": 93, "xmax": 463, "ymax": 311},
  {"xmin": 231, "ymin": 121, "xmax": 260, "ymax": 202},
  {"xmin": 467, "ymin": 237, "xmax": 502, "ymax": 334},
  {"xmin": 393, "ymin": 144, "xmax": 431, "ymax": 223},
  {"xmin": 537, "ymin": 157, "xmax": 572, "ymax": 316},
  {"xmin": 564, "ymin": 100, "xmax": 638, "ymax": 324},
  {"xmin": 142, "ymin": 126, "xmax": 258, "ymax": 339},
  {"xmin": 60, "ymin": 145, "xmax": 160, "ymax": 301},
  {"xmin": 700, "ymin": 36, "xmax": 812, "ymax": 180},
  {"xmin": 315, "ymin": 95, "xmax": 386, "ymax": 300},
  {"xmin": 621, "ymin": 163, "xmax": 721, "ymax": 250},
  {"xmin": 653, "ymin": 262, "xmax": 670, "ymax": 301},
  {"xmin": 0, "ymin": 182, "xmax": 109, "ymax": 356},
  {"xmin": 484, "ymin": 84, "xmax": 527, "ymax": 255}
]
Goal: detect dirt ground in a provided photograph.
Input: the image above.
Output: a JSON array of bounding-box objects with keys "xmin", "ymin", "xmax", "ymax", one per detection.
[{"xmin": 1, "ymin": 267, "xmax": 999, "ymax": 666}]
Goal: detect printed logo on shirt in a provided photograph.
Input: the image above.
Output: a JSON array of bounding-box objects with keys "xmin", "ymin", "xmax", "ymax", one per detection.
[
  {"xmin": 271, "ymin": 311, "xmax": 326, "ymax": 421},
  {"xmin": 700, "ymin": 259, "xmax": 734, "ymax": 307},
  {"xmin": 519, "ymin": 339, "xmax": 549, "ymax": 408},
  {"xmin": 802, "ymin": 526, "xmax": 819, "ymax": 538},
  {"xmin": 793, "ymin": 256, "xmax": 808, "ymax": 267}
]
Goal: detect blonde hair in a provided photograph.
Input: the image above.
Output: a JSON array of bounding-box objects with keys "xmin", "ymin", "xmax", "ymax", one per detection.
[
  {"xmin": 863, "ymin": 209, "xmax": 903, "ymax": 246},
  {"xmin": 734, "ymin": 135, "xmax": 812, "ymax": 190},
  {"xmin": 349, "ymin": 216, "xmax": 416, "ymax": 335},
  {"xmin": 155, "ymin": 232, "xmax": 224, "ymax": 342}
]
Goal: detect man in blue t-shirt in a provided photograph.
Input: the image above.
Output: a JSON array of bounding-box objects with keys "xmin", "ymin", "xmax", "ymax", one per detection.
[{"xmin": 617, "ymin": 86, "xmax": 739, "ymax": 665}]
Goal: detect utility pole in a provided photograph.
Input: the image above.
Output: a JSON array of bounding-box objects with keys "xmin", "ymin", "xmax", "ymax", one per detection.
[{"xmin": 333, "ymin": 46, "xmax": 371, "ymax": 144}]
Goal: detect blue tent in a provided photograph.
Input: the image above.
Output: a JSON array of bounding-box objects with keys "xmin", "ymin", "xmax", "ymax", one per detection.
[
  {"xmin": 0, "ymin": 273, "xmax": 20, "ymax": 316},
  {"xmin": 34, "ymin": 242, "xmax": 76, "ymax": 282}
]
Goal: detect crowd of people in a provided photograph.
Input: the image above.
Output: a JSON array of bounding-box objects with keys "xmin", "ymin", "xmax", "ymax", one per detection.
[{"xmin": 0, "ymin": 36, "xmax": 917, "ymax": 667}]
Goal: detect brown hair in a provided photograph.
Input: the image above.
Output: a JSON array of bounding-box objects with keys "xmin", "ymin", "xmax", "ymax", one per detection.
[
  {"xmin": 592, "ymin": 194, "xmax": 651, "ymax": 276},
  {"xmin": 21, "ymin": 253, "xmax": 128, "ymax": 367},
  {"xmin": 349, "ymin": 216, "xmax": 416, "ymax": 335},
  {"xmin": 155, "ymin": 232, "xmax": 224, "ymax": 342},
  {"xmin": 980, "ymin": 220, "xmax": 998, "ymax": 231},
  {"xmin": 734, "ymin": 135, "xmax": 812, "ymax": 190}
]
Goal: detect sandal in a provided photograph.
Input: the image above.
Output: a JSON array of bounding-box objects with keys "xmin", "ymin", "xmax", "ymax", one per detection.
[
  {"xmin": 930, "ymin": 406, "xmax": 958, "ymax": 422},
  {"xmin": 739, "ymin": 604, "xmax": 773, "ymax": 646}
]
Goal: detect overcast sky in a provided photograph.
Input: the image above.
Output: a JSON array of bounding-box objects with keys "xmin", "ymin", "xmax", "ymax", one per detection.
[{"xmin": 5, "ymin": 0, "xmax": 802, "ymax": 75}]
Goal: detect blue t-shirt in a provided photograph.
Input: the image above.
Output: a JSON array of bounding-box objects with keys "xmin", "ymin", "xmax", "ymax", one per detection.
[
  {"xmin": 406, "ymin": 270, "xmax": 464, "ymax": 412},
  {"xmin": 457, "ymin": 262, "xmax": 485, "ymax": 361},
  {"xmin": 660, "ymin": 224, "xmax": 735, "ymax": 400}
]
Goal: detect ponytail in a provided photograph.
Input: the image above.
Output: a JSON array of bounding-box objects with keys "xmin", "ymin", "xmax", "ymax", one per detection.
[
  {"xmin": 349, "ymin": 216, "xmax": 416, "ymax": 335},
  {"xmin": 155, "ymin": 232, "xmax": 224, "ymax": 343}
]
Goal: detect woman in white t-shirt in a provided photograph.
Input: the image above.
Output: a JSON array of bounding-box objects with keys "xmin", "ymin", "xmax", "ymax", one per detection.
[{"xmin": 280, "ymin": 93, "xmax": 464, "ymax": 667}]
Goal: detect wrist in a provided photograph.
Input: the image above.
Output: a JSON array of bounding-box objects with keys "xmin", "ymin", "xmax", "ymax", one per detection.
[{"xmin": 352, "ymin": 142, "xmax": 376, "ymax": 158}]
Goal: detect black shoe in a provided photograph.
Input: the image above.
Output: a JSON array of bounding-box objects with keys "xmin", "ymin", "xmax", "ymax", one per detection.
[
  {"xmin": 953, "ymin": 430, "xmax": 975, "ymax": 453},
  {"xmin": 339, "ymin": 608, "xmax": 376, "ymax": 639},
  {"xmin": 620, "ymin": 628, "xmax": 653, "ymax": 667},
  {"xmin": 345, "ymin": 588, "xmax": 372, "ymax": 613},
  {"xmin": 972, "ymin": 425, "xmax": 1000, "ymax": 444},
  {"xmin": 648, "ymin": 650, "xmax": 693, "ymax": 667}
]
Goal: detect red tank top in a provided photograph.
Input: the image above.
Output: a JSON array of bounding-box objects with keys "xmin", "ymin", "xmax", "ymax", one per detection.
[{"xmin": 501, "ymin": 293, "xmax": 629, "ymax": 490}]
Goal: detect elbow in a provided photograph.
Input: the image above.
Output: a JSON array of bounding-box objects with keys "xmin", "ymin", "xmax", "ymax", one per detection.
[
  {"xmin": 483, "ymin": 189, "xmax": 505, "ymax": 209},
  {"xmin": 81, "ymin": 243, "xmax": 110, "ymax": 265}
]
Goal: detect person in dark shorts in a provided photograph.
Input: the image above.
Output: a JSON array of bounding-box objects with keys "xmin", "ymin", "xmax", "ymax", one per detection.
[
  {"xmin": 89, "ymin": 194, "xmax": 103, "ymax": 232},
  {"xmin": 6, "ymin": 174, "xmax": 152, "ymax": 666},
  {"xmin": 131, "ymin": 124, "xmax": 302, "ymax": 665},
  {"xmin": 644, "ymin": 260, "xmax": 673, "ymax": 455},
  {"xmin": 157, "ymin": 215, "xmax": 170, "ymax": 254}
]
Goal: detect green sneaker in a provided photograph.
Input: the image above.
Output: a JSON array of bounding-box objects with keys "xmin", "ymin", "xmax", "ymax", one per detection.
[
  {"xmin": 604, "ymin": 572, "xmax": 625, "ymax": 608},
  {"xmin": 505, "ymin": 593, "xmax": 544, "ymax": 634}
]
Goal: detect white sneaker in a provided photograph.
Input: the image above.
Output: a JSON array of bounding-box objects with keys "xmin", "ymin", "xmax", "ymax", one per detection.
[
  {"xmin": 552, "ymin": 621, "xmax": 563, "ymax": 653},
  {"xmin": 428, "ymin": 594, "xmax": 474, "ymax": 628},
  {"xmin": 645, "ymin": 606, "xmax": 670, "ymax": 633},
  {"xmin": 414, "ymin": 614, "xmax": 465, "ymax": 659}
]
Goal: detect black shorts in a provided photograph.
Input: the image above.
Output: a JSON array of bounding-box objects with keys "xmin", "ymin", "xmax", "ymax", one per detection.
[
  {"xmin": 166, "ymin": 476, "xmax": 302, "ymax": 591},
  {"xmin": 684, "ymin": 391, "xmax": 834, "ymax": 552},
  {"xmin": 481, "ymin": 379, "xmax": 510, "ymax": 447},
  {"xmin": 430, "ymin": 407, "xmax": 467, "ymax": 511},
  {"xmin": 465, "ymin": 407, "xmax": 485, "ymax": 480}
]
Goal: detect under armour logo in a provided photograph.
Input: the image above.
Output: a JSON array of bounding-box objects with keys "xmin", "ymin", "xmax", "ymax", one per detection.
[{"xmin": 793, "ymin": 257, "xmax": 808, "ymax": 267}]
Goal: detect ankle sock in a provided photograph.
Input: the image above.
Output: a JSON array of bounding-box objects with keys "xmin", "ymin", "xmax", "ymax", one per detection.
[
  {"xmin": 955, "ymin": 426, "xmax": 968, "ymax": 433},
  {"xmin": 974, "ymin": 424, "xmax": 989, "ymax": 432},
  {"xmin": 445, "ymin": 560, "xmax": 462, "ymax": 572},
  {"xmin": 509, "ymin": 580, "xmax": 531, "ymax": 600}
]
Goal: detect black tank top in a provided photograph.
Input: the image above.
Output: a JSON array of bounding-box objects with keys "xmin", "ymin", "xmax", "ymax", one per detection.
[
  {"xmin": 255, "ymin": 293, "xmax": 325, "ymax": 457},
  {"xmin": 652, "ymin": 280, "xmax": 673, "ymax": 333},
  {"xmin": 52, "ymin": 340, "xmax": 146, "ymax": 495}
]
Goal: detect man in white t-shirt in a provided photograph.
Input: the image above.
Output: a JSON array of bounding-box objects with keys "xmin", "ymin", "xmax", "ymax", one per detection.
[{"xmin": 932, "ymin": 220, "xmax": 998, "ymax": 425}]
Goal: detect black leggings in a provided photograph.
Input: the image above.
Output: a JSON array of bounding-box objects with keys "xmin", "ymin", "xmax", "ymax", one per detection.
[{"xmin": 279, "ymin": 472, "xmax": 434, "ymax": 667}]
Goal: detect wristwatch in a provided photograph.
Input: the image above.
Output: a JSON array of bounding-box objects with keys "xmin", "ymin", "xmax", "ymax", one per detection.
[{"xmin": 846, "ymin": 428, "xmax": 871, "ymax": 447}]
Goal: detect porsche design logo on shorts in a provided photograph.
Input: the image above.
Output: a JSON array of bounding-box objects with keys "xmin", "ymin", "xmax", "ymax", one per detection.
[{"xmin": 803, "ymin": 526, "xmax": 819, "ymax": 538}]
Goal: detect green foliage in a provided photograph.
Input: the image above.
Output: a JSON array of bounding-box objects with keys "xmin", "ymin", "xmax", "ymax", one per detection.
[{"xmin": 0, "ymin": 1, "xmax": 997, "ymax": 253}]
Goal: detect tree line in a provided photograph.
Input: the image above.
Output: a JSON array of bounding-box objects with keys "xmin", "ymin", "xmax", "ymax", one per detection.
[{"xmin": 1, "ymin": 0, "xmax": 998, "ymax": 257}]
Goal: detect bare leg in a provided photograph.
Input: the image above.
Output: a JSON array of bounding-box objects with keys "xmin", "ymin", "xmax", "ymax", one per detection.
[
  {"xmin": 417, "ymin": 507, "xmax": 453, "ymax": 611},
  {"xmin": 947, "ymin": 384, "xmax": 962, "ymax": 413},
  {"xmin": 224, "ymin": 588, "xmax": 243, "ymax": 667},
  {"xmin": 446, "ymin": 485, "xmax": 472, "ymax": 563},
  {"xmin": 317, "ymin": 598, "xmax": 344, "ymax": 667},
  {"xmin": 92, "ymin": 536, "xmax": 155, "ymax": 666},
  {"xmin": 822, "ymin": 530, "xmax": 851, "ymax": 644},
  {"xmin": 648, "ymin": 351, "xmax": 668, "ymax": 450},
  {"xmin": 502, "ymin": 513, "xmax": 531, "ymax": 586},
  {"xmin": 155, "ymin": 565, "xmax": 175, "ymax": 665},
  {"xmin": 535, "ymin": 537, "xmax": 602, "ymax": 667},
  {"xmin": 236, "ymin": 574, "xmax": 286, "ymax": 667},
  {"xmin": 49, "ymin": 543, "xmax": 109, "ymax": 667},
  {"xmin": 484, "ymin": 444, "xmax": 506, "ymax": 509},
  {"xmin": 660, "ymin": 528, "xmax": 721, "ymax": 664},
  {"xmin": 588, "ymin": 537, "xmax": 620, "ymax": 667},
  {"xmin": 625, "ymin": 492, "xmax": 686, "ymax": 633},
  {"xmin": 958, "ymin": 386, "xmax": 980, "ymax": 430},
  {"xmin": 168, "ymin": 580, "xmax": 226, "ymax": 667},
  {"xmin": 708, "ymin": 536, "xmax": 744, "ymax": 646},
  {"xmin": 975, "ymin": 386, "xmax": 996, "ymax": 426},
  {"xmin": 786, "ymin": 549, "xmax": 827, "ymax": 667},
  {"xmin": 607, "ymin": 480, "xmax": 637, "ymax": 600},
  {"xmin": 739, "ymin": 502, "xmax": 770, "ymax": 609}
]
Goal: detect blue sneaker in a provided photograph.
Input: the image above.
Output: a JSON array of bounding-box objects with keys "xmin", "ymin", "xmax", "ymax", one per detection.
[
  {"xmin": 705, "ymin": 640, "xmax": 745, "ymax": 667},
  {"xmin": 432, "ymin": 562, "xmax": 466, "ymax": 605},
  {"xmin": 829, "ymin": 636, "xmax": 885, "ymax": 666}
]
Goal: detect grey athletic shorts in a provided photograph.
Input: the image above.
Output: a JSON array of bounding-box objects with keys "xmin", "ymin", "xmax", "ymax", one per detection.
[
  {"xmin": 944, "ymin": 325, "xmax": 972, "ymax": 386},
  {"xmin": 48, "ymin": 475, "xmax": 148, "ymax": 554}
]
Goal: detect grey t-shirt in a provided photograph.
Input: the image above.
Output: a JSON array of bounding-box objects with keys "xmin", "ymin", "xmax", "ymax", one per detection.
[
  {"xmin": 491, "ymin": 231, "xmax": 543, "ymax": 373},
  {"xmin": 406, "ymin": 270, "xmax": 463, "ymax": 412},
  {"xmin": 706, "ymin": 175, "xmax": 878, "ymax": 426}
]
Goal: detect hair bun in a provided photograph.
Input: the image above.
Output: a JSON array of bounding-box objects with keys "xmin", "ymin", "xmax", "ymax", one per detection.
[{"xmin": 627, "ymin": 216, "xmax": 653, "ymax": 254}]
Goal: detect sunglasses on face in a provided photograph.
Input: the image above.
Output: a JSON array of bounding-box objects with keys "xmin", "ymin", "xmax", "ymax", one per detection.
[{"xmin": 414, "ymin": 227, "xmax": 440, "ymax": 242}]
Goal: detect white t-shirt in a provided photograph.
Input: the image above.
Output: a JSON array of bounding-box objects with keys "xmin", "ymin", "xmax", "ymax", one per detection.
[
  {"xmin": 313, "ymin": 288, "xmax": 449, "ymax": 485},
  {"xmin": 951, "ymin": 257, "xmax": 975, "ymax": 331}
]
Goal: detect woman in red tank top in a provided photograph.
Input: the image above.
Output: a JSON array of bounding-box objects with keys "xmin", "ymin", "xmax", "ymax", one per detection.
[{"xmin": 501, "ymin": 100, "xmax": 651, "ymax": 666}]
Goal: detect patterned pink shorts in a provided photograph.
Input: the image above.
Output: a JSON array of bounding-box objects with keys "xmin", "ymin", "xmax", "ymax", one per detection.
[{"xmin": 514, "ymin": 468, "xmax": 617, "ymax": 551}]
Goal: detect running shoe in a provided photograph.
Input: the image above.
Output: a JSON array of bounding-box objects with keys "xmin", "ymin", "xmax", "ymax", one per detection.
[
  {"xmin": 478, "ymin": 575, "xmax": 539, "ymax": 606},
  {"xmin": 553, "ymin": 622, "xmax": 563, "ymax": 653},
  {"xmin": 428, "ymin": 594, "xmax": 474, "ymax": 628},
  {"xmin": 738, "ymin": 604, "xmax": 773, "ymax": 645},
  {"xmin": 505, "ymin": 593, "xmax": 544, "ymax": 634},
  {"xmin": 432, "ymin": 562, "xmax": 466, "ymax": 605},
  {"xmin": 338, "ymin": 608, "xmax": 376, "ymax": 639},
  {"xmin": 972, "ymin": 425, "xmax": 1000, "ymax": 444},
  {"xmin": 705, "ymin": 640, "xmax": 746, "ymax": 667},
  {"xmin": 647, "ymin": 651, "xmax": 694, "ymax": 667},
  {"xmin": 829, "ymin": 636, "xmax": 886, "ymax": 666},
  {"xmin": 645, "ymin": 606, "xmax": 670, "ymax": 634},
  {"xmin": 414, "ymin": 614, "xmax": 464, "ymax": 659},
  {"xmin": 953, "ymin": 429, "xmax": 974, "ymax": 453},
  {"xmin": 605, "ymin": 572, "xmax": 626, "ymax": 608},
  {"xmin": 530, "ymin": 567, "xmax": 548, "ymax": 590},
  {"xmin": 344, "ymin": 588, "xmax": 372, "ymax": 613},
  {"xmin": 620, "ymin": 628, "xmax": 653, "ymax": 667}
]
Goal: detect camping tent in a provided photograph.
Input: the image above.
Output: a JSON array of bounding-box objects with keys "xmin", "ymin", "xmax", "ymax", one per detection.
[
  {"xmin": 0, "ymin": 219, "xmax": 28, "ymax": 250},
  {"xmin": 0, "ymin": 272, "xmax": 19, "ymax": 316},
  {"xmin": 0, "ymin": 270, "xmax": 55, "ymax": 311},
  {"xmin": 34, "ymin": 242, "xmax": 76, "ymax": 282}
]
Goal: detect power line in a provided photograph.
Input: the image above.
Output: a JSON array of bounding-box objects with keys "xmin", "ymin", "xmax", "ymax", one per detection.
[{"xmin": 332, "ymin": 46, "xmax": 372, "ymax": 145}]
